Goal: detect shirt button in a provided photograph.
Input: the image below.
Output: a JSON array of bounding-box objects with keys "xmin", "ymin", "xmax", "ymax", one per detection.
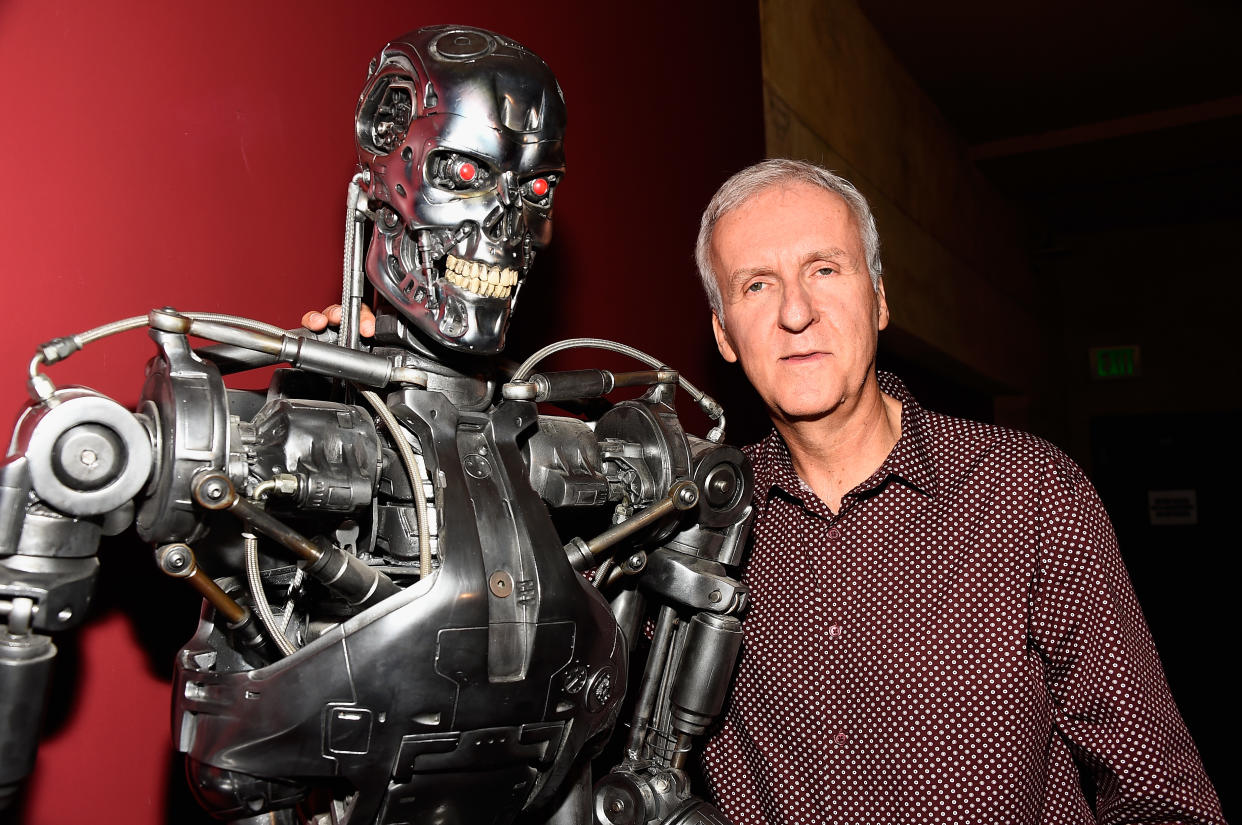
[
  {"xmin": 833, "ymin": 732, "xmax": 848, "ymax": 745},
  {"xmin": 828, "ymin": 623, "xmax": 844, "ymax": 639},
  {"xmin": 826, "ymin": 527, "xmax": 842, "ymax": 540}
]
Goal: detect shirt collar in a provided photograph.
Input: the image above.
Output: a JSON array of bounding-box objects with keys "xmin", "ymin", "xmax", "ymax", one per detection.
[{"xmin": 747, "ymin": 371, "xmax": 938, "ymax": 512}]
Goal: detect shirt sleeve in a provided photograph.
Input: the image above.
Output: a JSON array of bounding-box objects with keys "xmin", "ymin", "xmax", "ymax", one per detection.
[{"xmin": 1028, "ymin": 448, "xmax": 1224, "ymax": 825}]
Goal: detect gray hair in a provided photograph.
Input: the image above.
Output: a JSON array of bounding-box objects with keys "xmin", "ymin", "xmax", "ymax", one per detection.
[{"xmin": 695, "ymin": 158, "xmax": 882, "ymax": 319}]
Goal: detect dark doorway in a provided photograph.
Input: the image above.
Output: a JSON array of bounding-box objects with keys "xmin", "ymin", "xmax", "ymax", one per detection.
[{"xmin": 1090, "ymin": 410, "xmax": 1237, "ymax": 819}]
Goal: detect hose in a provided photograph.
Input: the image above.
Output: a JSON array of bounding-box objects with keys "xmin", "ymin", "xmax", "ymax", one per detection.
[
  {"xmin": 510, "ymin": 337, "xmax": 727, "ymax": 442},
  {"xmin": 243, "ymin": 531, "xmax": 298, "ymax": 658},
  {"xmin": 340, "ymin": 172, "xmax": 368, "ymax": 350},
  {"xmin": 30, "ymin": 311, "xmax": 289, "ymax": 378},
  {"xmin": 360, "ymin": 389, "xmax": 433, "ymax": 579}
]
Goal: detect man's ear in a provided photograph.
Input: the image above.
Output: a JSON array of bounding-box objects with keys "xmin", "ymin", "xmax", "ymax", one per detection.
[
  {"xmin": 711, "ymin": 312, "xmax": 739, "ymax": 363},
  {"xmin": 875, "ymin": 277, "xmax": 890, "ymax": 331}
]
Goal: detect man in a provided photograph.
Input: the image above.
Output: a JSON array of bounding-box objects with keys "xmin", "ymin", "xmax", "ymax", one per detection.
[{"xmin": 694, "ymin": 159, "xmax": 1224, "ymax": 824}]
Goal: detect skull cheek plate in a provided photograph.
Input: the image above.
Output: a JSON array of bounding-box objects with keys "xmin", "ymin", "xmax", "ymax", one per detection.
[{"xmin": 355, "ymin": 26, "xmax": 566, "ymax": 354}]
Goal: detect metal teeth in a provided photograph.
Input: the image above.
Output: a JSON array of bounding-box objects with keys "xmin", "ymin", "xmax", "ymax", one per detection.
[{"xmin": 443, "ymin": 255, "xmax": 518, "ymax": 298}]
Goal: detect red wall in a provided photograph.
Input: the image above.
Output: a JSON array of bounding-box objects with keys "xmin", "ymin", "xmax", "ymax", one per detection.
[{"xmin": 0, "ymin": 2, "xmax": 763, "ymax": 821}]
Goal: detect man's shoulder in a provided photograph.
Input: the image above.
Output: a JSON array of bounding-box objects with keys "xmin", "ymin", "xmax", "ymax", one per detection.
[
  {"xmin": 880, "ymin": 371, "xmax": 1079, "ymax": 486},
  {"xmin": 919, "ymin": 408, "xmax": 1084, "ymax": 492},
  {"xmin": 921, "ymin": 407, "xmax": 1050, "ymax": 454}
]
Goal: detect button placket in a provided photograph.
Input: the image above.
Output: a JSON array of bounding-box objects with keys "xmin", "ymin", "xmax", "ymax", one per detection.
[
  {"xmin": 815, "ymin": 516, "xmax": 848, "ymax": 736},
  {"xmin": 823, "ymin": 522, "xmax": 848, "ymax": 645}
]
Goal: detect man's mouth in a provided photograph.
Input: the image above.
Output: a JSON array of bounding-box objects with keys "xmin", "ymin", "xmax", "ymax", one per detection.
[
  {"xmin": 444, "ymin": 254, "xmax": 519, "ymax": 299},
  {"xmin": 782, "ymin": 351, "xmax": 829, "ymax": 362}
]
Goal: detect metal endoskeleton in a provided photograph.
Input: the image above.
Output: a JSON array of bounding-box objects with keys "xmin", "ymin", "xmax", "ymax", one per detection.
[{"xmin": 0, "ymin": 25, "xmax": 751, "ymax": 825}]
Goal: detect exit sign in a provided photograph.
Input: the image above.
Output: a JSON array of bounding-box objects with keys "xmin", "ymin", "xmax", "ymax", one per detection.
[{"xmin": 1089, "ymin": 345, "xmax": 1141, "ymax": 380}]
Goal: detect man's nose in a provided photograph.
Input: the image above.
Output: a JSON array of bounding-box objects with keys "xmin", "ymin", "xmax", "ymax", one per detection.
[{"xmin": 778, "ymin": 279, "xmax": 816, "ymax": 332}]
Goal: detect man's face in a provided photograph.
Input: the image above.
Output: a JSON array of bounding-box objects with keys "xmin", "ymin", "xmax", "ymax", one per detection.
[{"xmin": 710, "ymin": 182, "xmax": 889, "ymax": 423}]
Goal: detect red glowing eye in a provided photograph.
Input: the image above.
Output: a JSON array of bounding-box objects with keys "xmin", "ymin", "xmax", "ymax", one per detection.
[
  {"xmin": 457, "ymin": 162, "xmax": 476, "ymax": 182},
  {"xmin": 531, "ymin": 177, "xmax": 549, "ymax": 196}
]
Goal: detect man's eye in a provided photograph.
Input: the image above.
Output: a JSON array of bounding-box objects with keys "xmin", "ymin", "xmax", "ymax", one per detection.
[
  {"xmin": 815, "ymin": 266, "xmax": 837, "ymax": 277},
  {"xmin": 427, "ymin": 151, "xmax": 493, "ymax": 191},
  {"xmin": 745, "ymin": 281, "xmax": 766, "ymax": 293}
]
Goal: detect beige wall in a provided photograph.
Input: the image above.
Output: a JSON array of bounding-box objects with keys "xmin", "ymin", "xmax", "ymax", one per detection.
[{"xmin": 759, "ymin": 0, "xmax": 1042, "ymax": 408}]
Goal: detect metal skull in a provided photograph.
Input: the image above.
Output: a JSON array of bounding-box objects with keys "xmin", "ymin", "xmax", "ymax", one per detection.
[{"xmin": 355, "ymin": 25, "xmax": 566, "ymax": 354}]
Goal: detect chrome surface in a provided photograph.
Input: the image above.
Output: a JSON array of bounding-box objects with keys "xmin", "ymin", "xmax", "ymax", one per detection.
[{"xmin": 356, "ymin": 25, "xmax": 566, "ymax": 354}]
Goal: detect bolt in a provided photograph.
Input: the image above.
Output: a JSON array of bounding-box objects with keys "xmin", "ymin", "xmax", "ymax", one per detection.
[
  {"xmin": 563, "ymin": 663, "xmax": 588, "ymax": 693},
  {"xmin": 156, "ymin": 545, "xmax": 197, "ymax": 579},
  {"xmin": 489, "ymin": 570, "xmax": 514, "ymax": 598},
  {"xmin": 592, "ymin": 673, "xmax": 612, "ymax": 703},
  {"xmin": 709, "ymin": 589, "xmax": 722, "ymax": 603},
  {"xmin": 79, "ymin": 449, "xmax": 98, "ymax": 467}
]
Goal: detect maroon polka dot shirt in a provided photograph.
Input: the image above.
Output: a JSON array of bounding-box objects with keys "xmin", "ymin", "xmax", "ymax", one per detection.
[{"xmin": 700, "ymin": 373, "xmax": 1223, "ymax": 824}]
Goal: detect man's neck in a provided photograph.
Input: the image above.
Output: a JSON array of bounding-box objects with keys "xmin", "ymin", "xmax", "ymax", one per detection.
[{"xmin": 773, "ymin": 373, "xmax": 903, "ymax": 514}]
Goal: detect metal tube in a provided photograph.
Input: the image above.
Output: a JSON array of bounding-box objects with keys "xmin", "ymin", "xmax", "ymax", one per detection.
[
  {"xmin": 527, "ymin": 369, "xmax": 681, "ymax": 403},
  {"xmin": 189, "ymin": 569, "xmax": 249, "ymax": 625},
  {"xmin": 625, "ymin": 604, "xmax": 679, "ymax": 758},
  {"xmin": 232, "ymin": 499, "xmax": 323, "ymax": 562},
  {"xmin": 583, "ymin": 481, "xmax": 698, "ymax": 557},
  {"xmin": 669, "ymin": 733, "xmax": 693, "ymax": 771},
  {"xmin": 171, "ymin": 316, "xmax": 426, "ymax": 388},
  {"xmin": 532, "ymin": 370, "xmax": 614, "ymax": 402},
  {"xmin": 154, "ymin": 543, "xmax": 249, "ymax": 626},
  {"xmin": 303, "ymin": 543, "xmax": 399, "ymax": 609},
  {"xmin": 608, "ymin": 587, "xmax": 647, "ymax": 652},
  {"xmin": 192, "ymin": 473, "xmax": 323, "ymax": 563},
  {"xmin": 191, "ymin": 472, "xmax": 397, "ymax": 609},
  {"xmin": 0, "ymin": 632, "xmax": 57, "ymax": 801},
  {"xmin": 181, "ymin": 318, "xmax": 287, "ymax": 356},
  {"xmin": 610, "ymin": 370, "xmax": 679, "ymax": 389},
  {"xmin": 508, "ymin": 337, "xmax": 726, "ymax": 441},
  {"xmin": 669, "ymin": 612, "xmax": 743, "ymax": 737},
  {"xmin": 340, "ymin": 173, "xmax": 368, "ymax": 350},
  {"xmin": 0, "ymin": 458, "xmax": 32, "ymax": 555}
]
